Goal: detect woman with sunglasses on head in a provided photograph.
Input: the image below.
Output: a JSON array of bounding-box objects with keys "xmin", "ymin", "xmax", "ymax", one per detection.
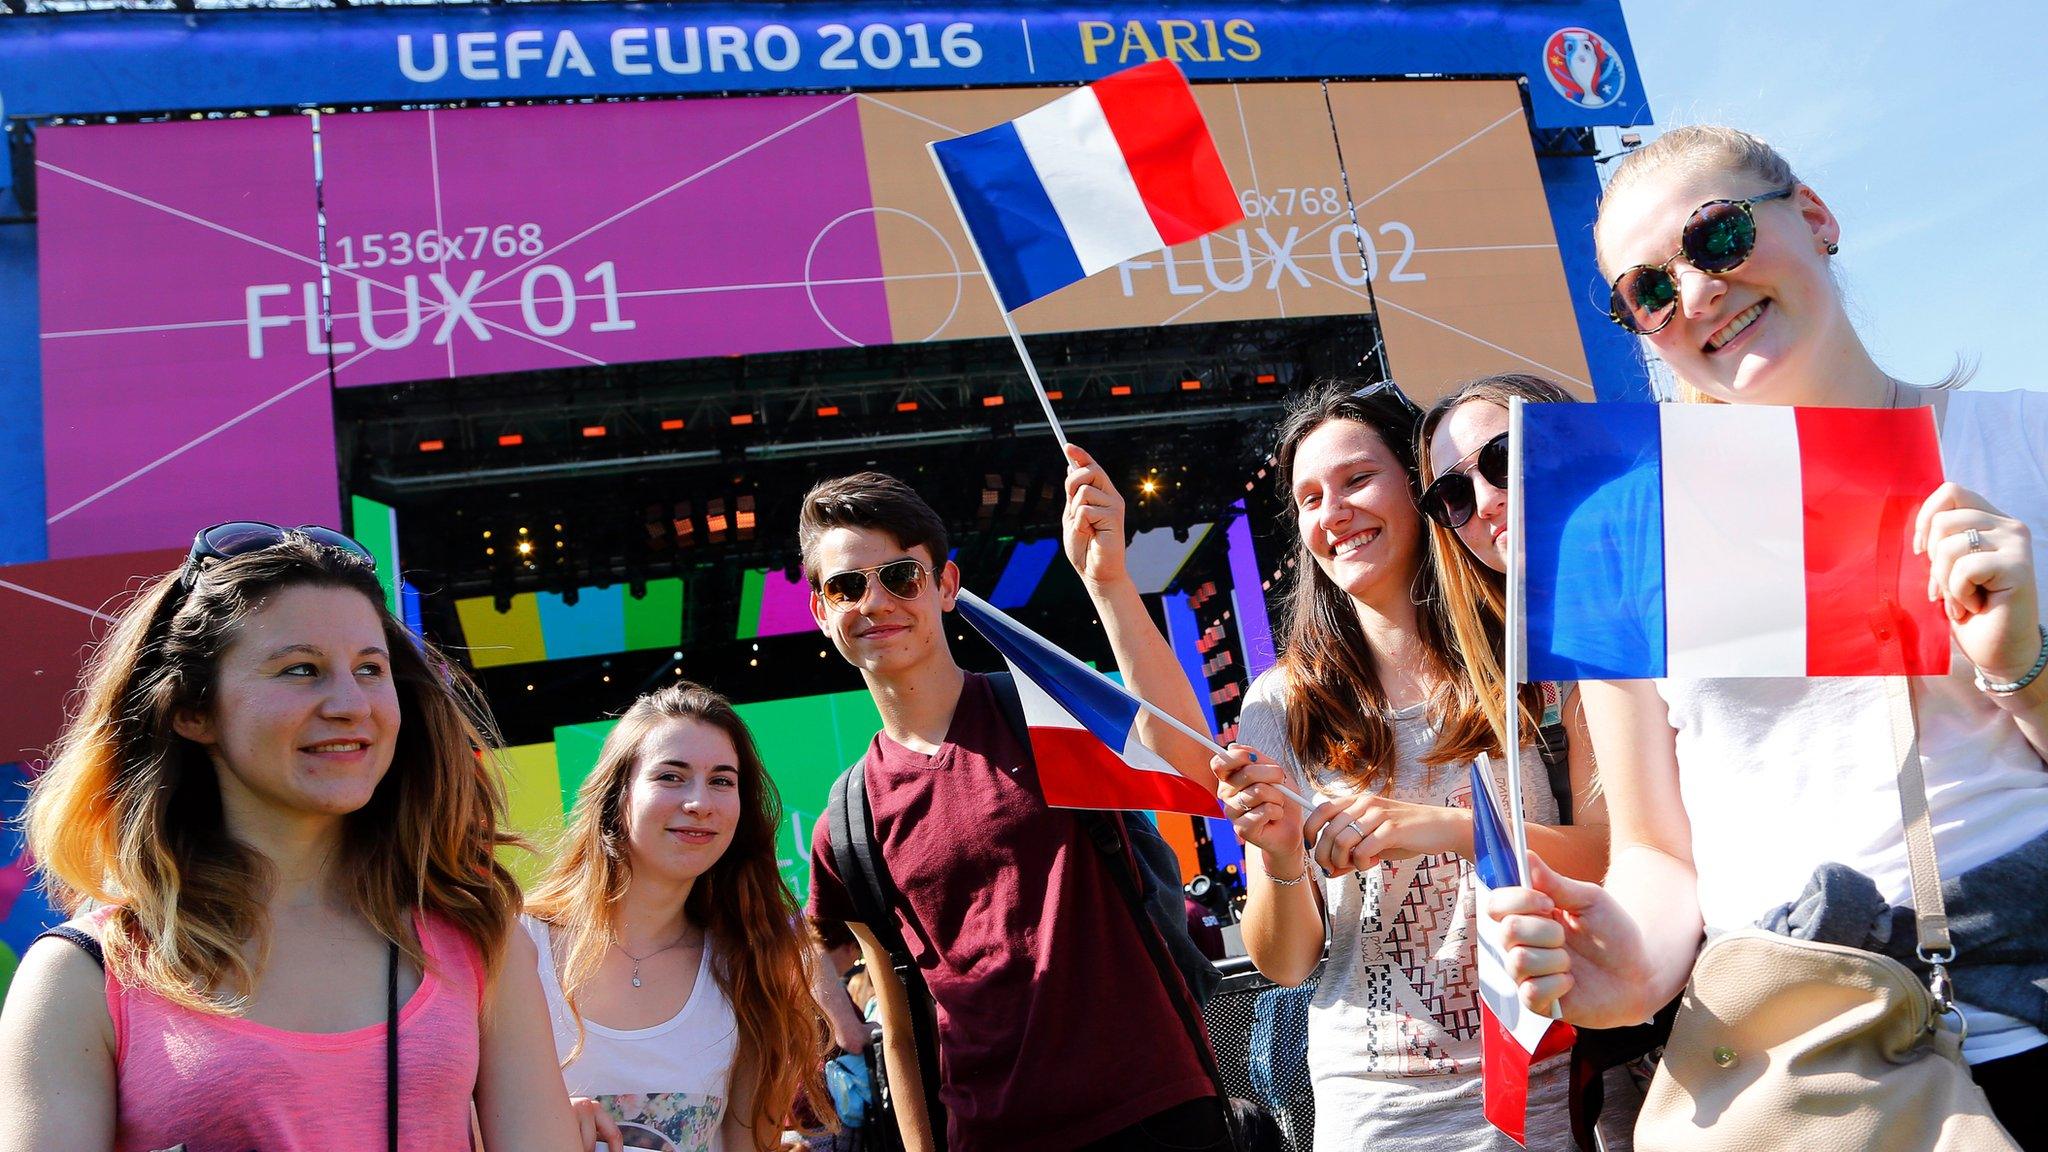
[
  {"xmin": 1211, "ymin": 382, "xmax": 1613, "ymax": 1151},
  {"xmin": 522, "ymin": 681, "xmax": 830, "ymax": 1152},
  {"xmin": 1487, "ymin": 126, "xmax": 2048, "ymax": 1141},
  {"xmin": 0, "ymin": 523, "xmax": 584, "ymax": 1152}
]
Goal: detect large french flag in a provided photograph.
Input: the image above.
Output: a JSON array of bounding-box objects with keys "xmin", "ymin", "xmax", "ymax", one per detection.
[
  {"xmin": 954, "ymin": 590, "xmax": 1224, "ymax": 817},
  {"xmin": 1519, "ymin": 403, "xmax": 1950, "ymax": 681},
  {"xmin": 1471, "ymin": 760, "xmax": 1576, "ymax": 1146},
  {"xmin": 929, "ymin": 59, "xmax": 1243, "ymax": 312}
]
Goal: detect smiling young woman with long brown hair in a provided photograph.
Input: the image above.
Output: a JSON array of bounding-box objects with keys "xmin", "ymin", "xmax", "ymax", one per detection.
[
  {"xmin": 523, "ymin": 682, "xmax": 829, "ymax": 1152},
  {"xmin": 0, "ymin": 524, "xmax": 582, "ymax": 1152}
]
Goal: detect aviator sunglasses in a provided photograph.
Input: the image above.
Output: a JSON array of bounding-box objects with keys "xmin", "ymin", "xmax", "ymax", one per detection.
[
  {"xmin": 1418, "ymin": 432, "xmax": 1508, "ymax": 530},
  {"xmin": 181, "ymin": 521, "xmax": 375, "ymax": 586},
  {"xmin": 817, "ymin": 558, "xmax": 933, "ymax": 611},
  {"xmin": 1606, "ymin": 186, "xmax": 1795, "ymax": 335}
]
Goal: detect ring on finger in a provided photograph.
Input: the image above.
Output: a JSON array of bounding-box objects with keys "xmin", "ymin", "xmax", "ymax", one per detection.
[{"xmin": 1965, "ymin": 527, "xmax": 1987, "ymax": 552}]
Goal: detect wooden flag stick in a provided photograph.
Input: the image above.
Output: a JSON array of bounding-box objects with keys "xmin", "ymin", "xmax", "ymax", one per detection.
[{"xmin": 925, "ymin": 144, "xmax": 1070, "ymax": 451}]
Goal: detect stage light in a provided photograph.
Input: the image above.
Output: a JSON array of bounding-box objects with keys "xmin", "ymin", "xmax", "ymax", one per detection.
[
  {"xmin": 673, "ymin": 501, "xmax": 695, "ymax": 547},
  {"xmin": 581, "ymin": 425, "xmax": 607, "ymax": 438},
  {"xmin": 816, "ymin": 405, "xmax": 840, "ymax": 418},
  {"xmin": 1044, "ymin": 390, "xmax": 1064, "ymax": 401},
  {"xmin": 729, "ymin": 413, "xmax": 755, "ymax": 427},
  {"xmin": 498, "ymin": 433, "xmax": 524, "ymax": 447},
  {"xmin": 516, "ymin": 541, "xmax": 534, "ymax": 557},
  {"xmin": 417, "ymin": 439, "xmax": 445, "ymax": 453},
  {"xmin": 736, "ymin": 494, "xmax": 756, "ymax": 541},
  {"xmin": 562, "ymin": 587, "xmax": 579, "ymax": 607},
  {"xmin": 707, "ymin": 498, "xmax": 729, "ymax": 542},
  {"xmin": 1180, "ymin": 379, "xmax": 1202, "ymax": 391},
  {"xmin": 518, "ymin": 526, "xmax": 529, "ymax": 535},
  {"xmin": 982, "ymin": 395, "xmax": 1005, "ymax": 408},
  {"xmin": 1110, "ymin": 385, "xmax": 1132, "ymax": 397},
  {"xmin": 482, "ymin": 530, "xmax": 492, "ymax": 539},
  {"xmin": 1256, "ymin": 373, "xmax": 1277, "ymax": 385},
  {"xmin": 1140, "ymin": 478, "xmax": 1161, "ymax": 496},
  {"xmin": 660, "ymin": 418, "xmax": 686, "ymax": 432},
  {"xmin": 896, "ymin": 400, "xmax": 919, "ymax": 413},
  {"xmin": 1174, "ymin": 524, "xmax": 1190, "ymax": 543},
  {"xmin": 485, "ymin": 547, "xmax": 495, "ymax": 556}
]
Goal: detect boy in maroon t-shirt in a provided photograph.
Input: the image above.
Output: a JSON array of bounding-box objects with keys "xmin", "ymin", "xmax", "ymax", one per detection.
[{"xmin": 800, "ymin": 448, "xmax": 1231, "ymax": 1152}]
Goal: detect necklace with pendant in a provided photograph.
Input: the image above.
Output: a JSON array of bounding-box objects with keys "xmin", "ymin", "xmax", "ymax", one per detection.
[{"xmin": 615, "ymin": 929, "xmax": 694, "ymax": 989}]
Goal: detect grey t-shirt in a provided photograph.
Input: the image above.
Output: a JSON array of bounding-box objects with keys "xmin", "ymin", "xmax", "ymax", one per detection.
[{"xmin": 1238, "ymin": 669, "xmax": 1623, "ymax": 1151}]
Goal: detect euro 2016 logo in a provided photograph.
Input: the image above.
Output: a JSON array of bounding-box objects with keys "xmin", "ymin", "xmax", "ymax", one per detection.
[{"xmin": 1543, "ymin": 27, "xmax": 1625, "ymax": 110}]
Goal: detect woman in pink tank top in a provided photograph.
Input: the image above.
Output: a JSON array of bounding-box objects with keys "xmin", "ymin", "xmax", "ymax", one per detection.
[{"xmin": 0, "ymin": 524, "xmax": 585, "ymax": 1152}]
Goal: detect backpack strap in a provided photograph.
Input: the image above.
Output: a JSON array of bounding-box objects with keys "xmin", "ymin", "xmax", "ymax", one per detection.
[
  {"xmin": 34, "ymin": 924, "xmax": 104, "ymax": 969},
  {"xmin": 1534, "ymin": 717, "xmax": 1574, "ymax": 826},
  {"xmin": 824, "ymin": 761, "xmax": 949, "ymax": 1151}
]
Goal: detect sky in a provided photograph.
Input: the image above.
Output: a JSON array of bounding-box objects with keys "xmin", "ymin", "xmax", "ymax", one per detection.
[{"xmin": 1618, "ymin": 0, "xmax": 2048, "ymax": 389}]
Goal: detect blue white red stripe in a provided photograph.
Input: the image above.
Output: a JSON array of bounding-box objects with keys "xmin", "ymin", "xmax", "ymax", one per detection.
[
  {"xmin": 1471, "ymin": 759, "xmax": 1575, "ymax": 1146},
  {"xmin": 1518, "ymin": 403, "xmax": 1950, "ymax": 681},
  {"xmin": 930, "ymin": 59, "xmax": 1242, "ymax": 312},
  {"xmin": 954, "ymin": 590, "xmax": 1223, "ymax": 817}
]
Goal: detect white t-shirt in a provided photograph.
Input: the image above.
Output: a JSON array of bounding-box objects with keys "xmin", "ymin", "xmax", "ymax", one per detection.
[
  {"xmin": 1238, "ymin": 673, "xmax": 1643, "ymax": 1151},
  {"xmin": 1656, "ymin": 388, "xmax": 2048, "ymax": 1061},
  {"xmin": 523, "ymin": 915, "xmax": 741, "ymax": 1152}
]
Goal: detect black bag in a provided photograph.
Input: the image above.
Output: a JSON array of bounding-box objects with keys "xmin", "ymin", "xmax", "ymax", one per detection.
[{"xmin": 821, "ymin": 671, "xmax": 1232, "ymax": 1148}]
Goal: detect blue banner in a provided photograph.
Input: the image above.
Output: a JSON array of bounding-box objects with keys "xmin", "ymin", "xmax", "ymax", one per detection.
[{"xmin": 0, "ymin": 2, "xmax": 1645, "ymax": 128}]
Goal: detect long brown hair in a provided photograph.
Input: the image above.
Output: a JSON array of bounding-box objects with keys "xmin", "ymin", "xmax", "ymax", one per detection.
[
  {"xmin": 524, "ymin": 682, "xmax": 829, "ymax": 1149},
  {"xmin": 1417, "ymin": 374, "xmax": 1577, "ymax": 761},
  {"xmin": 24, "ymin": 536, "xmax": 522, "ymax": 1014},
  {"xmin": 1269, "ymin": 381, "xmax": 1493, "ymax": 791}
]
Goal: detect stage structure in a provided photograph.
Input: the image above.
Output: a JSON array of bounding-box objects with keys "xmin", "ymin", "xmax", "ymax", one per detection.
[{"xmin": 0, "ymin": 0, "xmax": 1650, "ymax": 1001}]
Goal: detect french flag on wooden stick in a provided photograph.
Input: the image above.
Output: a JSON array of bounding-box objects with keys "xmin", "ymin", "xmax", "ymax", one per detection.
[
  {"xmin": 954, "ymin": 590, "xmax": 1223, "ymax": 817},
  {"xmin": 930, "ymin": 59, "xmax": 1243, "ymax": 311},
  {"xmin": 1518, "ymin": 403, "xmax": 1950, "ymax": 681},
  {"xmin": 1471, "ymin": 759, "xmax": 1575, "ymax": 1145}
]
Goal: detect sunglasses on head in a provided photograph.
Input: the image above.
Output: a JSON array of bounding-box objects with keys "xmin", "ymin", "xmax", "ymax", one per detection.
[
  {"xmin": 1351, "ymin": 380, "xmax": 1423, "ymax": 420},
  {"xmin": 816, "ymin": 558, "xmax": 933, "ymax": 611},
  {"xmin": 1418, "ymin": 432, "xmax": 1508, "ymax": 529},
  {"xmin": 180, "ymin": 521, "xmax": 375, "ymax": 586},
  {"xmin": 1607, "ymin": 186, "xmax": 1796, "ymax": 335}
]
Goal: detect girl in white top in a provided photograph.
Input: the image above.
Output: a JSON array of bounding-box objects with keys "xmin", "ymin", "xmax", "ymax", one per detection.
[
  {"xmin": 1489, "ymin": 126, "xmax": 2048, "ymax": 1143},
  {"xmin": 1214, "ymin": 382, "xmax": 1614, "ymax": 1150},
  {"xmin": 524, "ymin": 683, "xmax": 829, "ymax": 1152}
]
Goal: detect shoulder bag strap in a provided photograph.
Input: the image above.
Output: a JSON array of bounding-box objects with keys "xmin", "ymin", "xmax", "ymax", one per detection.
[{"xmin": 1886, "ymin": 675, "xmax": 1954, "ymax": 963}]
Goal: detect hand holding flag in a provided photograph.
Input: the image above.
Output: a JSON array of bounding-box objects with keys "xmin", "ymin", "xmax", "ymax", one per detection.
[
  {"xmin": 1470, "ymin": 756, "xmax": 1575, "ymax": 1146},
  {"xmin": 953, "ymin": 590, "xmax": 1312, "ymax": 816}
]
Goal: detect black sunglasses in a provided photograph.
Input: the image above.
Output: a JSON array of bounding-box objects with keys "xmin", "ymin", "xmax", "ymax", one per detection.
[
  {"xmin": 1351, "ymin": 380, "xmax": 1423, "ymax": 420},
  {"xmin": 1606, "ymin": 187, "xmax": 1796, "ymax": 335},
  {"xmin": 817, "ymin": 558, "xmax": 932, "ymax": 611},
  {"xmin": 180, "ymin": 521, "xmax": 375, "ymax": 586},
  {"xmin": 1418, "ymin": 432, "xmax": 1508, "ymax": 529}
]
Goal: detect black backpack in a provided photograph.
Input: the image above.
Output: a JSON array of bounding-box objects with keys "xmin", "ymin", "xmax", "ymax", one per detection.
[{"xmin": 822, "ymin": 671, "xmax": 1225, "ymax": 1149}]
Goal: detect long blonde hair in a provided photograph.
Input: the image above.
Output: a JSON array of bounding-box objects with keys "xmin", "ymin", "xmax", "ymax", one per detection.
[
  {"xmin": 1416, "ymin": 374, "xmax": 1578, "ymax": 762},
  {"xmin": 524, "ymin": 683, "xmax": 829, "ymax": 1149},
  {"xmin": 24, "ymin": 537, "xmax": 522, "ymax": 1014}
]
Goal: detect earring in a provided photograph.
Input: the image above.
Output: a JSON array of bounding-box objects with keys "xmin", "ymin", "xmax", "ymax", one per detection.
[{"xmin": 1824, "ymin": 240, "xmax": 1840, "ymax": 256}]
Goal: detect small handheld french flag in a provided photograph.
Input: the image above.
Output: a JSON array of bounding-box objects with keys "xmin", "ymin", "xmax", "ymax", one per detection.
[
  {"xmin": 1518, "ymin": 403, "xmax": 1950, "ymax": 681},
  {"xmin": 1471, "ymin": 759, "xmax": 1575, "ymax": 1146},
  {"xmin": 929, "ymin": 59, "xmax": 1243, "ymax": 312},
  {"xmin": 953, "ymin": 590, "xmax": 1223, "ymax": 817}
]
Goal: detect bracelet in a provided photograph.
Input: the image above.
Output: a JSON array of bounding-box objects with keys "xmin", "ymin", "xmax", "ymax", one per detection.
[
  {"xmin": 1974, "ymin": 624, "xmax": 2048, "ymax": 696},
  {"xmin": 1264, "ymin": 855, "xmax": 1316, "ymax": 886}
]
